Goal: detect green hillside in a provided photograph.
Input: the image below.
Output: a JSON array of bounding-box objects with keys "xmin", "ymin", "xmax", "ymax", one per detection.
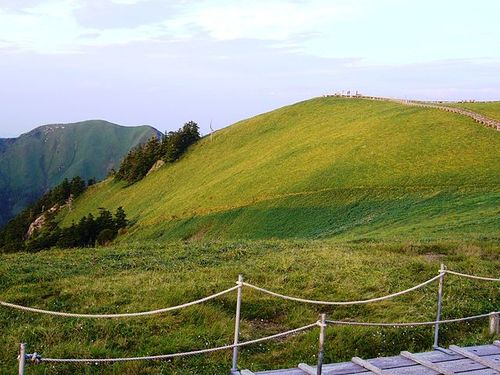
[
  {"xmin": 0, "ymin": 120, "xmax": 160, "ymax": 226},
  {"xmin": 62, "ymin": 98, "xmax": 500, "ymax": 242}
]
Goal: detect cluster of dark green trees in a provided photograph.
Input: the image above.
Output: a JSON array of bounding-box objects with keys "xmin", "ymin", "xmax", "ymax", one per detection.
[
  {"xmin": 26, "ymin": 207, "xmax": 128, "ymax": 252},
  {"xmin": 116, "ymin": 121, "xmax": 200, "ymax": 183},
  {"xmin": 0, "ymin": 177, "xmax": 90, "ymax": 252},
  {"xmin": 37, "ymin": 176, "xmax": 89, "ymax": 212},
  {"xmin": 0, "ymin": 177, "xmax": 126, "ymax": 253}
]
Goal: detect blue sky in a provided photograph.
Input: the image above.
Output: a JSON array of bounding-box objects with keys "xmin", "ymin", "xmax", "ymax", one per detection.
[{"xmin": 0, "ymin": 0, "xmax": 499, "ymax": 137}]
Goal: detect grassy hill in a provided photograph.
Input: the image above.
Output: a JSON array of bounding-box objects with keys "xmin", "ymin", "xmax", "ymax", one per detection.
[
  {"xmin": 62, "ymin": 97, "xmax": 500, "ymax": 242},
  {"xmin": 0, "ymin": 98, "xmax": 498, "ymax": 374},
  {"xmin": 0, "ymin": 120, "xmax": 160, "ymax": 226}
]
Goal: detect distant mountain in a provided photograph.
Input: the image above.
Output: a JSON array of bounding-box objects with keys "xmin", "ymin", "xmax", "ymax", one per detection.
[{"xmin": 0, "ymin": 120, "xmax": 161, "ymax": 227}]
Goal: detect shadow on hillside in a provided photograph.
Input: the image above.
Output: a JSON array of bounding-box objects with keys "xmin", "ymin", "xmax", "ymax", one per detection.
[{"xmin": 139, "ymin": 187, "xmax": 499, "ymax": 242}]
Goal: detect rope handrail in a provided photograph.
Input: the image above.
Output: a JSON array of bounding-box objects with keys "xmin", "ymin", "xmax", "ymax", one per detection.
[
  {"xmin": 38, "ymin": 322, "xmax": 319, "ymax": 363},
  {"xmin": 326, "ymin": 311, "xmax": 497, "ymax": 327},
  {"xmin": 0, "ymin": 285, "xmax": 239, "ymax": 318},
  {"xmin": 241, "ymin": 273, "xmax": 443, "ymax": 305},
  {"xmin": 1, "ymin": 269, "xmax": 497, "ymax": 318},
  {"xmin": 445, "ymin": 270, "xmax": 500, "ymax": 282},
  {"xmin": 11, "ymin": 267, "xmax": 500, "ymax": 371},
  {"xmin": 26, "ymin": 310, "xmax": 499, "ymax": 364}
]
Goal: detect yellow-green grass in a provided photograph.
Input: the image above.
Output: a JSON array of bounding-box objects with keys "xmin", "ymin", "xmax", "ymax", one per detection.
[
  {"xmin": 61, "ymin": 97, "xmax": 500, "ymax": 242},
  {"xmin": 0, "ymin": 240, "xmax": 498, "ymax": 374}
]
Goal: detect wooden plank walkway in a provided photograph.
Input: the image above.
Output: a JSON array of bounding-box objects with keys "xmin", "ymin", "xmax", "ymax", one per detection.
[{"xmin": 241, "ymin": 342, "xmax": 500, "ymax": 374}]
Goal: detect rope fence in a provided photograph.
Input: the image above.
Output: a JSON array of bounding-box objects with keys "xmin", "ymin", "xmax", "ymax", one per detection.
[
  {"xmin": 241, "ymin": 273, "xmax": 443, "ymax": 305},
  {"xmin": 326, "ymin": 311, "xmax": 498, "ymax": 327},
  {"xmin": 2, "ymin": 269, "xmax": 496, "ymax": 318},
  {"xmin": 16, "ymin": 312, "xmax": 498, "ymax": 366},
  {"xmin": 41, "ymin": 322, "xmax": 319, "ymax": 363},
  {"xmin": 444, "ymin": 270, "xmax": 500, "ymax": 282},
  {"xmin": 1, "ymin": 285, "xmax": 239, "ymax": 318},
  {"xmin": 3, "ymin": 267, "xmax": 497, "ymax": 374}
]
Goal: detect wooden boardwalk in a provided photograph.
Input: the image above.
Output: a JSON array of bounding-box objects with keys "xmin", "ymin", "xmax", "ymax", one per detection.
[{"xmin": 241, "ymin": 341, "xmax": 500, "ymax": 374}]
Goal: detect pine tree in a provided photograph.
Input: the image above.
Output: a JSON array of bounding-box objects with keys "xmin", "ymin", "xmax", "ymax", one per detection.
[
  {"xmin": 114, "ymin": 206, "xmax": 128, "ymax": 230},
  {"xmin": 70, "ymin": 176, "xmax": 86, "ymax": 197},
  {"xmin": 115, "ymin": 121, "xmax": 200, "ymax": 184},
  {"xmin": 96, "ymin": 208, "xmax": 115, "ymax": 234}
]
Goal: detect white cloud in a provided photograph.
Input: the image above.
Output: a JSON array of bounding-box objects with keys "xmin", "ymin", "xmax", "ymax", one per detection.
[
  {"xmin": 1, "ymin": 0, "xmax": 498, "ymax": 65},
  {"xmin": 182, "ymin": 1, "xmax": 353, "ymax": 41},
  {"xmin": 0, "ymin": 0, "xmax": 356, "ymax": 53},
  {"xmin": 108, "ymin": 0, "xmax": 148, "ymax": 4},
  {"xmin": 0, "ymin": 1, "xmax": 172, "ymax": 52},
  {"xmin": 0, "ymin": 1, "xmax": 82, "ymax": 52}
]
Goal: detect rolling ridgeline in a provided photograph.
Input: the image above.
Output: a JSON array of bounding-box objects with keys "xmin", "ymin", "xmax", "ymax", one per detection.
[{"xmin": 0, "ymin": 97, "xmax": 498, "ymax": 374}]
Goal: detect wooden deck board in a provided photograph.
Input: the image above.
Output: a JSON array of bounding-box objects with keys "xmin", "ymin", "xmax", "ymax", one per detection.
[{"xmin": 245, "ymin": 343, "xmax": 500, "ymax": 375}]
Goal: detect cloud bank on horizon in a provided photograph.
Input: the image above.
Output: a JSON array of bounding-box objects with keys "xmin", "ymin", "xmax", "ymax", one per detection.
[{"xmin": 1, "ymin": 0, "xmax": 499, "ymax": 137}]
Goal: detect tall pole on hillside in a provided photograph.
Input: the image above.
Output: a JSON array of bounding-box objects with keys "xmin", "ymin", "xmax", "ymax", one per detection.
[
  {"xmin": 433, "ymin": 264, "xmax": 446, "ymax": 348},
  {"xmin": 231, "ymin": 275, "xmax": 243, "ymax": 374},
  {"xmin": 18, "ymin": 343, "xmax": 26, "ymax": 375},
  {"xmin": 317, "ymin": 314, "xmax": 326, "ymax": 375}
]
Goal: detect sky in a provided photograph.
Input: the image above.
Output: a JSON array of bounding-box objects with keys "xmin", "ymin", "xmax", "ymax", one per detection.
[{"xmin": 0, "ymin": 0, "xmax": 499, "ymax": 137}]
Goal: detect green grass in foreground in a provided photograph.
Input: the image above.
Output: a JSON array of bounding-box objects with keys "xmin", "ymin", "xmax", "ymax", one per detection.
[{"xmin": 0, "ymin": 240, "xmax": 498, "ymax": 374}]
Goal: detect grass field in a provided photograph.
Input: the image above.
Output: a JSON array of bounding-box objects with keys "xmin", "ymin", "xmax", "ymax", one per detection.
[
  {"xmin": 0, "ymin": 240, "xmax": 498, "ymax": 374},
  {"xmin": 60, "ymin": 97, "xmax": 500, "ymax": 243}
]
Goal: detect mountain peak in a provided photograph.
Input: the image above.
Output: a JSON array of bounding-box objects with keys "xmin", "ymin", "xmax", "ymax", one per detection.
[{"xmin": 0, "ymin": 120, "xmax": 161, "ymax": 227}]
